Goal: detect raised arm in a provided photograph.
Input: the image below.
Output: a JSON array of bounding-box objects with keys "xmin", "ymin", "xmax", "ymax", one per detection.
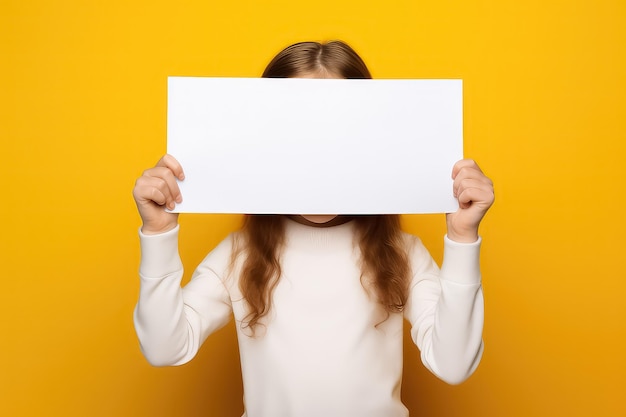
[
  {"xmin": 405, "ymin": 159, "xmax": 493, "ymax": 384},
  {"xmin": 132, "ymin": 155, "xmax": 232, "ymax": 366}
]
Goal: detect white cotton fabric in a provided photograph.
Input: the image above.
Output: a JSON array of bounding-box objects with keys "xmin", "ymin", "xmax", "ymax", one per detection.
[{"xmin": 134, "ymin": 218, "xmax": 484, "ymax": 417}]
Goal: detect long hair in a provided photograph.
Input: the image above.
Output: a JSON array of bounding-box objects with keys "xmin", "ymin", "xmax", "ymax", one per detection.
[{"xmin": 236, "ymin": 41, "xmax": 410, "ymax": 333}]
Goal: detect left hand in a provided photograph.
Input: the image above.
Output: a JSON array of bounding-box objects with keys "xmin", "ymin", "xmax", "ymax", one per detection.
[{"xmin": 446, "ymin": 159, "xmax": 495, "ymax": 243}]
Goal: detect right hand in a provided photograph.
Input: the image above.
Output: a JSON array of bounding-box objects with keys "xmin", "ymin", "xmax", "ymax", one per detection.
[{"xmin": 133, "ymin": 154, "xmax": 185, "ymax": 235}]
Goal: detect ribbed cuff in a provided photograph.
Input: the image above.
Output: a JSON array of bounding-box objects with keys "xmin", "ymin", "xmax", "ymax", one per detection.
[
  {"xmin": 440, "ymin": 235, "xmax": 482, "ymax": 285},
  {"xmin": 138, "ymin": 225, "xmax": 183, "ymax": 278}
]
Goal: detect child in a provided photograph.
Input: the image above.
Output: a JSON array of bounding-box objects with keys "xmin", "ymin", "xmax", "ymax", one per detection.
[{"xmin": 133, "ymin": 41, "xmax": 495, "ymax": 417}]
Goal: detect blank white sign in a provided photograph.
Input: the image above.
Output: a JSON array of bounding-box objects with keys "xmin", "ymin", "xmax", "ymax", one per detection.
[{"xmin": 167, "ymin": 77, "xmax": 463, "ymax": 214}]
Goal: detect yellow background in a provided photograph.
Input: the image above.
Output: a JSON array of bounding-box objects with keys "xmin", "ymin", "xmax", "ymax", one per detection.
[{"xmin": 1, "ymin": 0, "xmax": 624, "ymax": 416}]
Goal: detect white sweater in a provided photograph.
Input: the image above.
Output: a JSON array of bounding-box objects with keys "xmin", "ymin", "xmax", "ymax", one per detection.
[{"xmin": 134, "ymin": 218, "xmax": 484, "ymax": 417}]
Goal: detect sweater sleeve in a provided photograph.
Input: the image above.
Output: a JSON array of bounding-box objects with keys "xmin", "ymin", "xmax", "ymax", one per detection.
[
  {"xmin": 404, "ymin": 235, "xmax": 484, "ymax": 385},
  {"xmin": 133, "ymin": 226, "xmax": 233, "ymax": 366}
]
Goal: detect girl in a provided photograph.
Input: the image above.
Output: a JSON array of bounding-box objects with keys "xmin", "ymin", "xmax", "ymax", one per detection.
[{"xmin": 133, "ymin": 41, "xmax": 495, "ymax": 417}]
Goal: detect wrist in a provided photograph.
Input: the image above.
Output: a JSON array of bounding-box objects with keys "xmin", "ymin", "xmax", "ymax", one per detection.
[
  {"xmin": 446, "ymin": 232, "xmax": 479, "ymax": 243},
  {"xmin": 446, "ymin": 226, "xmax": 479, "ymax": 243},
  {"xmin": 445, "ymin": 214, "xmax": 480, "ymax": 243},
  {"xmin": 141, "ymin": 221, "xmax": 178, "ymax": 235}
]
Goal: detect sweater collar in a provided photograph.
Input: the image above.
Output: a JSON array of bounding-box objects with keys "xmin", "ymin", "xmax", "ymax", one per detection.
[{"xmin": 283, "ymin": 215, "xmax": 357, "ymax": 251}]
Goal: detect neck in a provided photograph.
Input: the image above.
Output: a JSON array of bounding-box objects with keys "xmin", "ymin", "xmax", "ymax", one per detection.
[{"xmin": 286, "ymin": 215, "xmax": 354, "ymax": 228}]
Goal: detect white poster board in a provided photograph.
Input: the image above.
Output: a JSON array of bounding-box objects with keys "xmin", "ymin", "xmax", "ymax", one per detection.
[{"xmin": 167, "ymin": 77, "xmax": 463, "ymax": 214}]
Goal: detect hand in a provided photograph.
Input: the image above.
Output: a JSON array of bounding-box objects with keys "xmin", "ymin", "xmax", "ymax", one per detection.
[
  {"xmin": 445, "ymin": 159, "xmax": 494, "ymax": 243},
  {"xmin": 132, "ymin": 154, "xmax": 185, "ymax": 235}
]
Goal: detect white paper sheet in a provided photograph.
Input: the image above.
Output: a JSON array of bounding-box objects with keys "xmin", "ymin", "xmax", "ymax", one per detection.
[{"xmin": 167, "ymin": 77, "xmax": 463, "ymax": 214}]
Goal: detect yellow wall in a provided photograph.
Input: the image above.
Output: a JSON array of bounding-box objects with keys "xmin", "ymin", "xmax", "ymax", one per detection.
[{"xmin": 1, "ymin": 1, "xmax": 624, "ymax": 416}]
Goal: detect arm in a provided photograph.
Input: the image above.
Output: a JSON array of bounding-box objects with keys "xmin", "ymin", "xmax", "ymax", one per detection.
[
  {"xmin": 404, "ymin": 237, "xmax": 483, "ymax": 385},
  {"xmin": 132, "ymin": 155, "xmax": 232, "ymax": 366},
  {"xmin": 133, "ymin": 226, "xmax": 233, "ymax": 366},
  {"xmin": 404, "ymin": 159, "xmax": 493, "ymax": 384}
]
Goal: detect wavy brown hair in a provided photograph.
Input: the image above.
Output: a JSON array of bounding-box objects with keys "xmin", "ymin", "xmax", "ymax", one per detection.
[{"xmin": 235, "ymin": 41, "xmax": 410, "ymax": 333}]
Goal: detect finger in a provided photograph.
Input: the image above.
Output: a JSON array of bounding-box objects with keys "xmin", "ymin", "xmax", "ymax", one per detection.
[
  {"xmin": 144, "ymin": 166, "xmax": 183, "ymax": 203},
  {"xmin": 156, "ymin": 154, "xmax": 185, "ymax": 181},
  {"xmin": 135, "ymin": 176, "xmax": 178, "ymax": 210},
  {"xmin": 456, "ymin": 184, "xmax": 495, "ymax": 210},
  {"xmin": 454, "ymin": 168, "xmax": 492, "ymax": 189},
  {"xmin": 453, "ymin": 176, "xmax": 494, "ymax": 199},
  {"xmin": 134, "ymin": 181, "xmax": 167, "ymax": 209},
  {"xmin": 148, "ymin": 186, "xmax": 169, "ymax": 209},
  {"xmin": 452, "ymin": 159, "xmax": 482, "ymax": 179}
]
